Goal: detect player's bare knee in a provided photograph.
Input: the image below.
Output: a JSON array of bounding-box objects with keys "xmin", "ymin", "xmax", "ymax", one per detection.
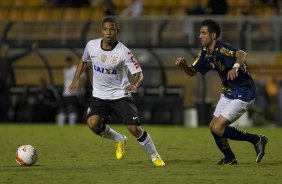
[
  {"xmin": 126, "ymin": 125, "xmax": 142, "ymax": 137},
  {"xmin": 87, "ymin": 117, "xmax": 101, "ymax": 132},
  {"xmin": 212, "ymin": 123, "xmax": 225, "ymax": 136}
]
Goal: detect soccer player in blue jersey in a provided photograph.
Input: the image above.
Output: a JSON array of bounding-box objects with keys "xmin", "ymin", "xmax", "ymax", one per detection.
[{"xmin": 175, "ymin": 19, "xmax": 268, "ymax": 165}]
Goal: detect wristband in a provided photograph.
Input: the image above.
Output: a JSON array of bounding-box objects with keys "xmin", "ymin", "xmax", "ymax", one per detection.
[{"xmin": 233, "ymin": 63, "xmax": 240, "ymax": 69}]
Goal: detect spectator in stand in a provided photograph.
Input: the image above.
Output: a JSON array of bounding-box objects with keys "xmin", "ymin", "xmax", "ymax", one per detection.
[
  {"xmin": 31, "ymin": 78, "xmax": 60, "ymax": 122},
  {"xmin": 56, "ymin": 56, "xmax": 80, "ymax": 126},
  {"xmin": 120, "ymin": 0, "xmax": 143, "ymax": 44},
  {"xmin": 93, "ymin": 0, "xmax": 116, "ymax": 16},
  {"xmin": 51, "ymin": 0, "xmax": 90, "ymax": 7},
  {"xmin": 187, "ymin": 0, "xmax": 206, "ymax": 15},
  {"xmin": 206, "ymin": 0, "xmax": 228, "ymax": 15},
  {"xmin": 255, "ymin": 79, "xmax": 269, "ymax": 116},
  {"xmin": 121, "ymin": 0, "xmax": 143, "ymax": 17},
  {"xmin": 183, "ymin": 0, "xmax": 206, "ymax": 45},
  {"xmin": 0, "ymin": 43, "xmax": 36, "ymax": 122},
  {"xmin": 104, "ymin": 0, "xmax": 116, "ymax": 15}
]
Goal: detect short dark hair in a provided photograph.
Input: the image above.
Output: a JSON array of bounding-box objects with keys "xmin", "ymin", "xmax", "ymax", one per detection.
[
  {"xmin": 201, "ymin": 19, "xmax": 221, "ymax": 39},
  {"xmin": 102, "ymin": 16, "xmax": 119, "ymax": 28}
]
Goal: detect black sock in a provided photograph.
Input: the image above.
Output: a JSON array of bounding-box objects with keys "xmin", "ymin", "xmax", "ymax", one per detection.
[
  {"xmin": 137, "ymin": 131, "xmax": 147, "ymax": 142},
  {"xmin": 95, "ymin": 123, "xmax": 106, "ymax": 135},
  {"xmin": 222, "ymin": 126, "xmax": 260, "ymax": 145},
  {"xmin": 211, "ymin": 132, "xmax": 235, "ymax": 160}
]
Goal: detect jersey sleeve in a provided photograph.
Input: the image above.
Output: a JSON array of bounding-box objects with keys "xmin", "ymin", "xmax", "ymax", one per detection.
[
  {"xmin": 124, "ymin": 49, "xmax": 142, "ymax": 74},
  {"xmin": 220, "ymin": 42, "xmax": 238, "ymax": 58},
  {"xmin": 191, "ymin": 50, "xmax": 211, "ymax": 75},
  {"xmin": 82, "ymin": 42, "xmax": 91, "ymax": 62}
]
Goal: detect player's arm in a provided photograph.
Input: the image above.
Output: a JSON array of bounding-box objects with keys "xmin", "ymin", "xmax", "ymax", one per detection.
[
  {"xmin": 227, "ymin": 49, "xmax": 247, "ymax": 80},
  {"xmin": 175, "ymin": 57, "xmax": 197, "ymax": 77},
  {"xmin": 68, "ymin": 59, "xmax": 86, "ymax": 93},
  {"xmin": 124, "ymin": 72, "xmax": 143, "ymax": 93}
]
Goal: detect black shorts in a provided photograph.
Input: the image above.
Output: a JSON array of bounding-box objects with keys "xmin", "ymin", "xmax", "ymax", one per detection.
[{"xmin": 87, "ymin": 97, "xmax": 140, "ymax": 125}]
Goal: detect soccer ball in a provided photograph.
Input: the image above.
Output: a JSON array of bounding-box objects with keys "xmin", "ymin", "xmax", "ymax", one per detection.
[{"xmin": 15, "ymin": 145, "xmax": 37, "ymax": 166}]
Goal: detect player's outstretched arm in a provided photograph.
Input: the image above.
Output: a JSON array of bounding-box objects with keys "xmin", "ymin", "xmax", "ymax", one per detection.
[
  {"xmin": 68, "ymin": 59, "xmax": 86, "ymax": 94},
  {"xmin": 175, "ymin": 57, "xmax": 197, "ymax": 77}
]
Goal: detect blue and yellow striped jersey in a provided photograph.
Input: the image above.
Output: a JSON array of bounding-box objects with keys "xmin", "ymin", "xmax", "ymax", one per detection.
[{"xmin": 192, "ymin": 40, "xmax": 255, "ymax": 102}]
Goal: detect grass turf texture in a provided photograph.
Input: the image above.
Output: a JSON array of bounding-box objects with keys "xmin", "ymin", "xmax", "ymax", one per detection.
[{"xmin": 0, "ymin": 124, "xmax": 281, "ymax": 184}]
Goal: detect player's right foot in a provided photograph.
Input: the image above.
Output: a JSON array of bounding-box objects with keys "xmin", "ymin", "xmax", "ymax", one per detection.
[
  {"xmin": 216, "ymin": 158, "xmax": 237, "ymax": 165},
  {"xmin": 115, "ymin": 135, "xmax": 127, "ymax": 160},
  {"xmin": 153, "ymin": 157, "xmax": 165, "ymax": 167},
  {"xmin": 255, "ymin": 135, "xmax": 268, "ymax": 163}
]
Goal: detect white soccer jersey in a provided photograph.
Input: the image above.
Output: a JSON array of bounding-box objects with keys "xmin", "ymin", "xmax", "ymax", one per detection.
[
  {"xmin": 63, "ymin": 65, "xmax": 77, "ymax": 97},
  {"xmin": 82, "ymin": 38, "xmax": 142, "ymax": 100}
]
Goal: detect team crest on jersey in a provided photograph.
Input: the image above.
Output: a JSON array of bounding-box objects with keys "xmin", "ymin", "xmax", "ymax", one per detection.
[
  {"xmin": 109, "ymin": 54, "xmax": 118, "ymax": 66},
  {"xmin": 101, "ymin": 54, "xmax": 107, "ymax": 62}
]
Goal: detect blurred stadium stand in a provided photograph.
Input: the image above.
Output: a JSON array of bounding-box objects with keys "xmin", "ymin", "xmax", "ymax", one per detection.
[{"xmin": 1, "ymin": 0, "xmax": 282, "ymax": 125}]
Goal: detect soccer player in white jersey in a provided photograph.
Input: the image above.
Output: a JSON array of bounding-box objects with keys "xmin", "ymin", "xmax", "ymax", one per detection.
[
  {"xmin": 57, "ymin": 56, "xmax": 80, "ymax": 126},
  {"xmin": 68, "ymin": 16, "xmax": 165, "ymax": 167}
]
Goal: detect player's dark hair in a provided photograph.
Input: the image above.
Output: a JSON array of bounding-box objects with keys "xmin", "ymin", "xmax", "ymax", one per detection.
[
  {"xmin": 201, "ymin": 19, "xmax": 221, "ymax": 39},
  {"xmin": 102, "ymin": 16, "xmax": 119, "ymax": 28}
]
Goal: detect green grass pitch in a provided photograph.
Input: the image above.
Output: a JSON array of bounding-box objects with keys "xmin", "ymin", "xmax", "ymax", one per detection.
[{"xmin": 0, "ymin": 124, "xmax": 281, "ymax": 184}]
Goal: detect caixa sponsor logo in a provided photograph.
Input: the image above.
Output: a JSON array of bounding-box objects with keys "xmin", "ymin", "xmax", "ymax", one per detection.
[{"xmin": 94, "ymin": 65, "xmax": 117, "ymax": 74}]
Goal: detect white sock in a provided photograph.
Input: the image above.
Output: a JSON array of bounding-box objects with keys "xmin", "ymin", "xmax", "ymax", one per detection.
[
  {"xmin": 68, "ymin": 112, "xmax": 77, "ymax": 126},
  {"xmin": 137, "ymin": 131, "xmax": 160, "ymax": 161},
  {"xmin": 99, "ymin": 124, "xmax": 123, "ymax": 142},
  {"xmin": 56, "ymin": 113, "xmax": 65, "ymax": 126}
]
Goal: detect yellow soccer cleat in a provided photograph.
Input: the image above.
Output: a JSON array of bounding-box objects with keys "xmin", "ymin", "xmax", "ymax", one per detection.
[
  {"xmin": 115, "ymin": 136, "xmax": 127, "ymax": 160},
  {"xmin": 153, "ymin": 157, "xmax": 165, "ymax": 167}
]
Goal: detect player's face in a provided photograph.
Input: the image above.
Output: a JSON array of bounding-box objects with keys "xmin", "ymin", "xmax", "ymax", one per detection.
[
  {"xmin": 199, "ymin": 26, "xmax": 213, "ymax": 47},
  {"xmin": 101, "ymin": 22, "xmax": 119, "ymax": 45}
]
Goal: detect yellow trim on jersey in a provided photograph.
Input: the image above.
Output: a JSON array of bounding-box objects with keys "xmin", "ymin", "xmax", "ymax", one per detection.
[
  {"xmin": 219, "ymin": 47, "xmax": 234, "ymax": 57},
  {"xmin": 192, "ymin": 50, "xmax": 202, "ymax": 66}
]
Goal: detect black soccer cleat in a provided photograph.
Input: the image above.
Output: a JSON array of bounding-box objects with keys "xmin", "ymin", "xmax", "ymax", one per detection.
[
  {"xmin": 216, "ymin": 158, "xmax": 238, "ymax": 165},
  {"xmin": 255, "ymin": 135, "xmax": 268, "ymax": 163}
]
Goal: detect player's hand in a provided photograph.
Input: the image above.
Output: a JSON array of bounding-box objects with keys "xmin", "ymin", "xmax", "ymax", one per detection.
[
  {"xmin": 124, "ymin": 84, "xmax": 137, "ymax": 93},
  {"xmin": 175, "ymin": 57, "xmax": 186, "ymax": 67},
  {"xmin": 227, "ymin": 68, "xmax": 238, "ymax": 80},
  {"xmin": 68, "ymin": 82, "xmax": 77, "ymax": 94}
]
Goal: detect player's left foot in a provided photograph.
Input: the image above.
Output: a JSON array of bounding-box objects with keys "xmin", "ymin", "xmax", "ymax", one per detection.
[
  {"xmin": 255, "ymin": 135, "xmax": 268, "ymax": 163},
  {"xmin": 152, "ymin": 157, "xmax": 165, "ymax": 167},
  {"xmin": 115, "ymin": 135, "xmax": 127, "ymax": 160},
  {"xmin": 216, "ymin": 158, "xmax": 237, "ymax": 165}
]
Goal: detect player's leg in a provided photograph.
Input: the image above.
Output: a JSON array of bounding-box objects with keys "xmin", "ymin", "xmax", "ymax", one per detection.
[
  {"xmin": 56, "ymin": 109, "xmax": 66, "ymax": 126},
  {"xmin": 211, "ymin": 97, "xmax": 268, "ymax": 163},
  {"xmin": 209, "ymin": 117, "xmax": 237, "ymax": 165},
  {"xmin": 56, "ymin": 97, "xmax": 67, "ymax": 126},
  {"xmin": 87, "ymin": 115, "xmax": 122, "ymax": 140},
  {"xmin": 126, "ymin": 124, "xmax": 165, "ymax": 166},
  {"xmin": 211, "ymin": 95, "xmax": 237, "ymax": 165},
  {"xmin": 112, "ymin": 97, "xmax": 165, "ymax": 166},
  {"xmin": 88, "ymin": 97, "xmax": 127, "ymax": 160},
  {"xmin": 67, "ymin": 96, "xmax": 79, "ymax": 126},
  {"xmin": 87, "ymin": 97, "xmax": 125, "ymax": 144}
]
